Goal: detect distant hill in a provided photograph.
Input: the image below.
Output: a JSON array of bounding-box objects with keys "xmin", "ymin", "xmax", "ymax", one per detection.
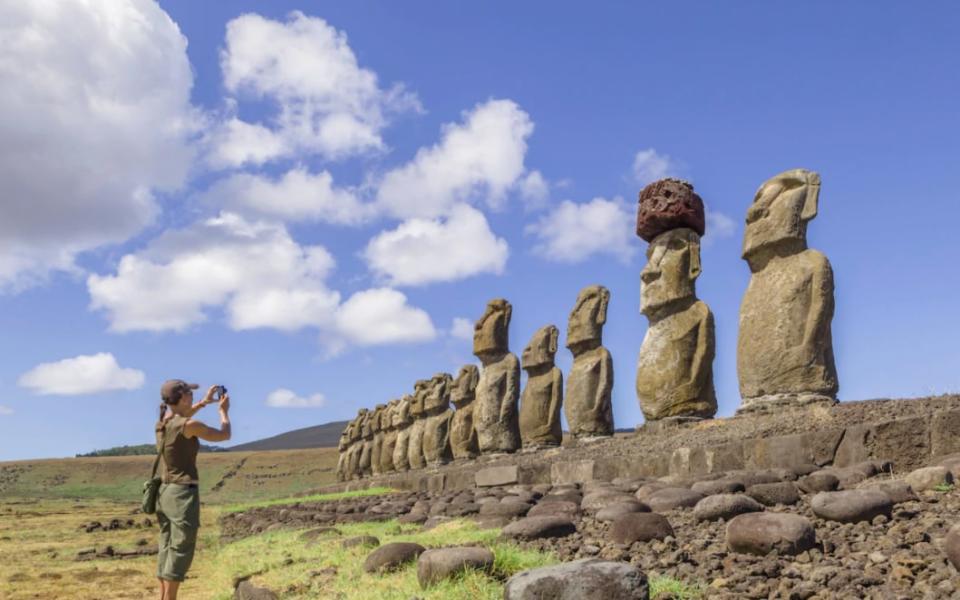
[
  {"xmin": 76, "ymin": 443, "xmax": 226, "ymax": 457},
  {"xmin": 228, "ymin": 420, "xmax": 349, "ymax": 452}
]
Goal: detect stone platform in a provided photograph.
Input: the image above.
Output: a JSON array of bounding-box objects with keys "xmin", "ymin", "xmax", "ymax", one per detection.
[{"xmin": 314, "ymin": 395, "xmax": 960, "ymax": 496}]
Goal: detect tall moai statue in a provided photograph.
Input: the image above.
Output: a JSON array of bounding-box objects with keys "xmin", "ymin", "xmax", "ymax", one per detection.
[
  {"xmin": 379, "ymin": 399, "xmax": 399, "ymax": 474},
  {"xmin": 391, "ymin": 394, "xmax": 414, "ymax": 471},
  {"xmin": 407, "ymin": 379, "xmax": 430, "ymax": 469},
  {"xmin": 565, "ymin": 286, "xmax": 614, "ymax": 439},
  {"xmin": 635, "ymin": 179, "xmax": 717, "ymax": 422},
  {"xmin": 336, "ymin": 427, "xmax": 350, "ymax": 482},
  {"xmin": 422, "ymin": 372, "xmax": 454, "ymax": 466},
  {"xmin": 369, "ymin": 404, "xmax": 387, "ymax": 477},
  {"xmin": 520, "ymin": 325, "xmax": 564, "ymax": 449},
  {"xmin": 358, "ymin": 409, "xmax": 374, "ymax": 478},
  {"xmin": 737, "ymin": 168, "xmax": 838, "ymax": 413},
  {"xmin": 473, "ymin": 299, "xmax": 521, "ymax": 454},
  {"xmin": 347, "ymin": 409, "xmax": 365, "ymax": 480},
  {"xmin": 449, "ymin": 365, "xmax": 480, "ymax": 460}
]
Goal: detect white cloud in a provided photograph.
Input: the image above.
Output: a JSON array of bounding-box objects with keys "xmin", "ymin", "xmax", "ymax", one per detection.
[
  {"xmin": 0, "ymin": 405, "xmax": 13, "ymax": 416},
  {"xmin": 376, "ymin": 99, "xmax": 535, "ymax": 218},
  {"xmin": 201, "ymin": 167, "xmax": 372, "ymax": 225},
  {"xmin": 450, "ymin": 317, "xmax": 474, "ymax": 341},
  {"xmin": 266, "ymin": 388, "xmax": 326, "ymax": 408},
  {"xmin": 18, "ymin": 353, "xmax": 145, "ymax": 396},
  {"xmin": 0, "ymin": 0, "xmax": 199, "ymax": 290},
  {"xmin": 210, "ymin": 11, "xmax": 419, "ymax": 168},
  {"xmin": 519, "ymin": 170, "xmax": 549, "ymax": 210},
  {"xmin": 526, "ymin": 197, "xmax": 636, "ymax": 264},
  {"xmin": 632, "ymin": 148, "xmax": 676, "ymax": 186},
  {"xmin": 335, "ymin": 288, "xmax": 437, "ymax": 346},
  {"xmin": 706, "ymin": 207, "xmax": 737, "ymax": 241},
  {"xmin": 364, "ymin": 204, "xmax": 509, "ymax": 286}
]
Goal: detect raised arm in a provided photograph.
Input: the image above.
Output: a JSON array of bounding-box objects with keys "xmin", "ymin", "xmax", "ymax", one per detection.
[{"xmin": 184, "ymin": 392, "xmax": 231, "ymax": 442}]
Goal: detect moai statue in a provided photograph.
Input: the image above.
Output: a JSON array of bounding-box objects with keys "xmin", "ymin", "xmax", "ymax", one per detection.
[
  {"xmin": 565, "ymin": 286, "xmax": 614, "ymax": 439},
  {"xmin": 369, "ymin": 404, "xmax": 387, "ymax": 477},
  {"xmin": 635, "ymin": 179, "xmax": 717, "ymax": 422},
  {"xmin": 422, "ymin": 372, "xmax": 454, "ymax": 466},
  {"xmin": 391, "ymin": 395, "xmax": 414, "ymax": 471},
  {"xmin": 520, "ymin": 325, "xmax": 564, "ymax": 449},
  {"xmin": 449, "ymin": 365, "xmax": 480, "ymax": 460},
  {"xmin": 347, "ymin": 410, "xmax": 365, "ymax": 480},
  {"xmin": 379, "ymin": 399, "xmax": 399, "ymax": 474},
  {"xmin": 406, "ymin": 379, "xmax": 430, "ymax": 469},
  {"xmin": 737, "ymin": 169, "xmax": 838, "ymax": 413},
  {"xmin": 358, "ymin": 409, "xmax": 374, "ymax": 478},
  {"xmin": 336, "ymin": 426, "xmax": 349, "ymax": 482},
  {"xmin": 473, "ymin": 299, "xmax": 521, "ymax": 454}
]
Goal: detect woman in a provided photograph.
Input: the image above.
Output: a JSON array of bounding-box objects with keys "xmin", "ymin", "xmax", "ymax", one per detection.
[{"xmin": 155, "ymin": 379, "xmax": 231, "ymax": 600}]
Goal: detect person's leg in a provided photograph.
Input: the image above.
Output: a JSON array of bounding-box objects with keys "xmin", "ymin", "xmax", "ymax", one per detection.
[
  {"xmin": 157, "ymin": 487, "xmax": 171, "ymax": 600},
  {"xmin": 166, "ymin": 580, "xmax": 180, "ymax": 600}
]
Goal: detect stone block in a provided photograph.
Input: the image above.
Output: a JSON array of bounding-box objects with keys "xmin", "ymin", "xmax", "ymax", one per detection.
[
  {"xmin": 475, "ymin": 465, "xmax": 519, "ymax": 488},
  {"xmin": 705, "ymin": 442, "xmax": 746, "ymax": 473},
  {"xmin": 931, "ymin": 409, "xmax": 960, "ymax": 458},
  {"xmin": 834, "ymin": 425, "xmax": 870, "ymax": 467},
  {"xmin": 518, "ymin": 462, "xmax": 552, "ymax": 485},
  {"xmin": 871, "ymin": 417, "xmax": 929, "ymax": 469},
  {"xmin": 748, "ymin": 430, "xmax": 844, "ymax": 469},
  {"xmin": 669, "ymin": 446, "xmax": 710, "ymax": 476},
  {"xmin": 551, "ymin": 460, "xmax": 596, "ymax": 485}
]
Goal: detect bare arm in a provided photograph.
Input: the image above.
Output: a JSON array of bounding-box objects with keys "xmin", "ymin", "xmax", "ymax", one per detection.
[{"xmin": 184, "ymin": 393, "xmax": 231, "ymax": 442}]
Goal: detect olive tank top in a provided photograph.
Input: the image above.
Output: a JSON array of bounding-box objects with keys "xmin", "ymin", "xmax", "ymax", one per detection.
[{"xmin": 156, "ymin": 415, "xmax": 200, "ymax": 484}]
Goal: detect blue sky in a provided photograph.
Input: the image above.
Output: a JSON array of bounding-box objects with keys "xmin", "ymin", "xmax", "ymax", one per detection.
[{"xmin": 1, "ymin": 1, "xmax": 958, "ymax": 460}]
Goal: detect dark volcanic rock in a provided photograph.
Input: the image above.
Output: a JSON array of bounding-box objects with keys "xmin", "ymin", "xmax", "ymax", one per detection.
[
  {"xmin": 502, "ymin": 516, "xmax": 577, "ymax": 541},
  {"xmin": 746, "ymin": 482, "xmax": 800, "ymax": 506},
  {"xmin": 946, "ymin": 524, "xmax": 960, "ymax": 571},
  {"xmin": 636, "ymin": 178, "xmax": 705, "ymax": 242},
  {"xmin": 609, "ymin": 512, "xmax": 674, "ymax": 544},
  {"xmin": 479, "ymin": 501, "xmax": 531, "ymax": 519},
  {"xmin": 416, "ymin": 546, "xmax": 495, "ymax": 588},
  {"xmin": 596, "ymin": 501, "xmax": 649, "ymax": 522},
  {"xmin": 504, "ymin": 558, "xmax": 649, "ymax": 600},
  {"xmin": 340, "ymin": 535, "xmax": 379, "ymax": 549},
  {"xmin": 798, "ymin": 472, "xmax": 839, "ymax": 493},
  {"xmin": 528, "ymin": 501, "xmax": 580, "ymax": 519},
  {"xmin": 362, "ymin": 542, "xmax": 426, "ymax": 574},
  {"xmin": 691, "ymin": 479, "xmax": 745, "ymax": 495},
  {"xmin": 693, "ymin": 494, "xmax": 764, "ymax": 522},
  {"xmin": 235, "ymin": 581, "xmax": 278, "ymax": 600},
  {"xmin": 645, "ymin": 488, "xmax": 704, "ymax": 512},
  {"xmin": 810, "ymin": 490, "xmax": 893, "ymax": 523},
  {"xmin": 726, "ymin": 513, "xmax": 816, "ymax": 556}
]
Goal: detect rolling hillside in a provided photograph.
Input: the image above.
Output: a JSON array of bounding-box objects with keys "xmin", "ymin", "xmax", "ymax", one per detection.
[{"xmin": 228, "ymin": 420, "xmax": 349, "ymax": 452}]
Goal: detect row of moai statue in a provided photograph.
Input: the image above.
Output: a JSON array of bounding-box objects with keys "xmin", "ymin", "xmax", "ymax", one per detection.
[{"xmin": 337, "ymin": 167, "xmax": 839, "ymax": 480}]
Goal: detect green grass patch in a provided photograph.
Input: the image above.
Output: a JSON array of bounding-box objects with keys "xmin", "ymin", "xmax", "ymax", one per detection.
[
  {"xmin": 649, "ymin": 573, "xmax": 704, "ymax": 599},
  {"xmin": 934, "ymin": 483, "xmax": 955, "ymax": 493},
  {"xmin": 204, "ymin": 518, "xmax": 558, "ymax": 600},
  {"xmin": 222, "ymin": 486, "xmax": 394, "ymax": 513}
]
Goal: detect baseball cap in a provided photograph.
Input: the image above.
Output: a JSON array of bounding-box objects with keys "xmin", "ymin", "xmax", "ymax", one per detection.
[{"xmin": 161, "ymin": 379, "xmax": 199, "ymax": 403}]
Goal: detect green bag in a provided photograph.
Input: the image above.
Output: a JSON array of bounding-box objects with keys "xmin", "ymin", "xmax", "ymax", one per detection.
[{"xmin": 142, "ymin": 423, "xmax": 166, "ymax": 515}]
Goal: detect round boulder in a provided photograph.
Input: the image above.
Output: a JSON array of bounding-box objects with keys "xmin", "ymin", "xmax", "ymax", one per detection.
[
  {"xmin": 609, "ymin": 512, "xmax": 674, "ymax": 544},
  {"xmin": 905, "ymin": 466, "xmax": 953, "ymax": 492},
  {"xmin": 479, "ymin": 501, "xmax": 531, "ymax": 519},
  {"xmin": 746, "ymin": 482, "xmax": 800, "ymax": 506},
  {"xmin": 416, "ymin": 546, "xmax": 495, "ymax": 588},
  {"xmin": 504, "ymin": 558, "xmax": 649, "ymax": 600},
  {"xmin": 797, "ymin": 472, "xmax": 839, "ymax": 493},
  {"xmin": 691, "ymin": 479, "xmax": 745, "ymax": 496},
  {"xmin": 528, "ymin": 501, "xmax": 580, "ymax": 519},
  {"xmin": 596, "ymin": 502, "xmax": 650, "ymax": 522},
  {"xmin": 340, "ymin": 535, "xmax": 379, "ymax": 549},
  {"xmin": 693, "ymin": 494, "xmax": 764, "ymax": 522},
  {"xmin": 645, "ymin": 488, "xmax": 704, "ymax": 512},
  {"xmin": 362, "ymin": 542, "xmax": 426, "ymax": 574},
  {"xmin": 945, "ymin": 524, "xmax": 960, "ymax": 571},
  {"xmin": 726, "ymin": 513, "xmax": 816, "ymax": 556},
  {"xmin": 810, "ymin": 490, "xmax": 893, "ymax": 523},
  {"xmin": 502, "ymin": 516, "xmax": 577, "ymax": 541},
  {"xmin": 581, "ymin": 491, "xmax": 637, "ymax": 513}
]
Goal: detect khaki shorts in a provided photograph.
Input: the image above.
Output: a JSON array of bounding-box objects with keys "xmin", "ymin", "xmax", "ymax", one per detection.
[{"xmin": 157, "ymin": 483, "xmax": 200, "ymax": 582}]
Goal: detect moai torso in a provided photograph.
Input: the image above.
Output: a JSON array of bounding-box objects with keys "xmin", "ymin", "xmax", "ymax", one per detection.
[
  {"xmin": 336, "ymin": 430, "xmax": 349, "ymax": 482},
  {"xmin": 520, "ymin": 325, "xmax": 563, "ymax": 448},
  {"xmin": 565, "ymin": 286, "xmax": 614, "ymax": 438},
  {"xmin": 449, "ymin": 365, "xmax": 480, "ymax": 460},
  {"xmin": 358, "ymin": 411, "xmax": 374, "ymax": 477},
  {"xmin": 407, "ymin": 380, "xmax": 429, "ymax": 469},
  {"xmin": 422, "ymin": 373, "xmax": 454, "ymax": 466},
  {"xmin": 737, "ymin": 169, "xmax": 838, "ymax": 413},
  {"xmin": 392, "ymin": 395, "xmax": 413, "ymax": 471},
  {"xmin": 379, "ymin": 400, "xmax": 399, "ymax": 474},
  {"xmin": 347, "ymin": 411, "xmax": 365, "ymax": 479},
  {"xmin": 370, "ymin": 404, "xmax": 386, "ymax": 477},
  {"xmin": 473, "ymin": 299, "xmax": 521, "ymax": 454}
]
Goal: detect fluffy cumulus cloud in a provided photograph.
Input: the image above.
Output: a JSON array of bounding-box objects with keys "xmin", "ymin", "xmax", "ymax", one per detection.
[
  {"xmin": 335, "ymin": 288, "xmax": 436, "ymax": 346},
  {"xmin": 706, "ymin": 209, "xmax": 737, "ymax": 241},
  {"xmin": 209, "ymin": 11, "xmax": 420, "ymax": 168},
  {"xmin": 376, "ymin": 100, "xmax": 535, "ymax": 219},
  {"xmin": 200, "ymin": 167, "xmax": 373, "ymax": 224},
  {"xmin": 0, "ymin": 405, "xmax": 13, "ymax": 416},
  {"xmin": 266, "ymin": 388, "xmax": 326, "ymax": 408},
  {"xmin": 18, "ymin": 353, "xmax": 145, "ymax": 396},
  {"xmin": 450, "ymin": 317, "xmax": 474, "ymax": 341},
  {"xmin": 526, "ymin": 197, "xmax": 636, "ymax": 264},
  {"xmin": 364, "ymin": 204, "xmax": 509, "ymax": 286},
  {"xmin": 0, "ymin": 0, "xmax": 199, "ymax": 290},
  {"xmin": 632, "ymin": 148, "xmax": 676, "ymax": 185}
]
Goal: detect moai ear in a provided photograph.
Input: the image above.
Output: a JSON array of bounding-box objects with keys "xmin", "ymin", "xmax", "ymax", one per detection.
[
  {"xmin": 688, "ymin": 234, "xmax": 702, "ymax": 280},
  {"xmin": 468, "ymin": 365, "xmax": 480, "ymax": 388},
  {"xmin": 503, "ymin": 302, "xmax": 513, "ymax": 324},
  {"xmin": 801, "ymin": 170, "xmax": 821, "ymax": 222},
  {"xmin": 549, "ymin": 326, "xmax": 558, "ymax": 354},
  {"xmin": 596, "ymin": 288, "xmax": 609, "ymax": 325}
]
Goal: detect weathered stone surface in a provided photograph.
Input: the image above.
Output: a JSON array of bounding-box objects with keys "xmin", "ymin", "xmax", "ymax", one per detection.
[
  {"xmin": 645, "ymin": 487, "xmax": 704, "ymax": 512},
  {"xmin": 945, "ymin": 524, "xmax": 960, "ymax": 572},
  {"xmin": 693, "ymin": 494, "xmax": 764, "ymax": 522},
  {"xmin": 363, "ymin": 542, "xmax": 426, "ymax": 573},
  {"xmin": 609, "ymin": 512, "xmax": 674, "ymax": 544},
  {"xmin": 637, "ymin": 227, "xmax": 716, "ymax": 421},
  {"xmin": 748, "ymin": 429, "xmax": 844, "ymax": 470},
  {"xmin": 931, "ymin": 409, "xmax": 960, "ymax": 458},
  {"xmin": 504, "ymin": 558, "xmax": 649, "ymax": 600},
  {"xmin": 596, "ymin": 502, "xmax": 649, "ymax": 522},
  {"xmin": 235, "ymin": 581, "xmax": 279, "ymax": 600},
  {"xmin": 858, "ymin": 480, "xmax": 917, "ymax": 504},
  {"xmin": 475, "ymin": 465, "xmax": 519, "ymax": 487},
  {"xmin": 905, "ymin": 466, "xmax": 953, "ymax": 492},
  {"xmin": 551, "ymin": 460, "xmax": 595, "ymax": 485},
  {"xmin": 798, "ymin": 472, "xmax": 839, "ymax": 493},
  {"xmin": 564, "ymin": 286, "xmax": 614, "ymax": 438},
  {"xmin": 391, "ymin": 395, "xmax": 413, "ymax": 472},
  {"xmin": 341, "ymin": 535, "xmax": 379, "ymax": 549},
  {"xmin": 737, "ymin": 168, "xmax": 838, "ymax": 413},
  {"xmin": 502, "ymin": 516, "xmax": 577, "ymax": 541},
  {"xmin": 581, "ymin": 491, "xmax": 638, "ymax": 513},
  {"xmin": 370, "ymin": 404, "xmax": 386, "ymax": 477},
  {"xmin": 636, "ymin": 178, "xmax": 705, "ymax": 242},
  {"xmin": 520, "ymin": 325, "xmax": 564, "ymax": 448},
  {"xmin": 746, "ymin": 482, "xmax": 801, "ymax": 506},
  {"xmin": 422, "ymin": 373, "xmax": 454, "ymax": 466},
  {"xmin": 726, "ymin": 513, "xmax": 816, "ymax": 556},
  {"xmin": 479, "ymin": 501, "xmax": 530, "ymax": 519},
  {"xmin": 416, "ymin": 547, "xmax": 495, "ymax": 588},
  {"xmin": 407, "ymin": 380, "xmax": 429, "ymax": 470},
  {"xmin": 691, "ymin": 479, "xmax": 745, "ymax": 496},
  {"xmin": 449, "ymin": 365, "xmax": 480, "ymax": 460},
  {"xmin": 299, "ymin": 527, "xmax": 340, "ymax": 541},
  {"xmin": 473, "ymin": 299, "xmax": 521, "ymax": 454},
  {"xmin": 379, "ymin": 399, "xmax": 399, "ymax": 474},
  {"xmin": 810, "ymin": 490, "xmax": 893, "ymax": 523},
  {"xmin": 528, "ymin": 501, "xmax": 580, "ymax": 519}
]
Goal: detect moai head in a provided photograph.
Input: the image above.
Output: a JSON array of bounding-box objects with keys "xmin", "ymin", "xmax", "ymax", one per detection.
[
  {"xmin": 451, "ymin": 365, "xmax": 480, "ymax": 409},
  {"xmin": 522, "ymin": 325, "xmax": 559, "ymax": 371},
  {"xmin": 473, "ymin": 299, "xmax": 512, "ymax": 360},
  {"xmin": 566, "ymin": 285, "xmax": 610, "ymax": 352},
  {"xmin": 636, "ymin": 178, "xmax": 706, "ymax": 242},
  {"xmin": 410, "ymin": 379, "xmax": 430, "ymax": 419},
  {"xmin": 743, "ymin": 168, "xmax": 820, "ymax": 266},
  {"xmin": 383, "ymin": 399, "xmax": 398, "ymax": 430},
  {"xmin": 424, "ymin": 372, "xmax": 453, "ymax": 413},
  {"xmin": 371, "ymin": 404, "xmax": 387, "ymax": 433},
  {"xmin": 393, "ymin": 395, "xmax": 413, "ymax": 428},
  {"xmin": 358, "ymin": 408, "xmax": 372, "ymax": 439},
  {"xmin": 640, "ymin": 228, "xmax": 702, "ymax": 316},
  {"xmin": 338, "ymin": 429, "xmax": 348, "ymax": 452},
  {"xmin": 349, "ymin": 410, "xmax": 365, "ymax": 441}
]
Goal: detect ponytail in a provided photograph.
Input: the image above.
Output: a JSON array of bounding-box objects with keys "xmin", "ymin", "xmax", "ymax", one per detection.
[{"xmin": 159, "ymin": 403, "xmax": 168, "ymax": 422}]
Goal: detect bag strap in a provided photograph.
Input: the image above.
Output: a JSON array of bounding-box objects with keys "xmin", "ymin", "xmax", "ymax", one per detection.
[{"xmin": 151, "ymin": 420, "xmax": 168, "ymax": 480}]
